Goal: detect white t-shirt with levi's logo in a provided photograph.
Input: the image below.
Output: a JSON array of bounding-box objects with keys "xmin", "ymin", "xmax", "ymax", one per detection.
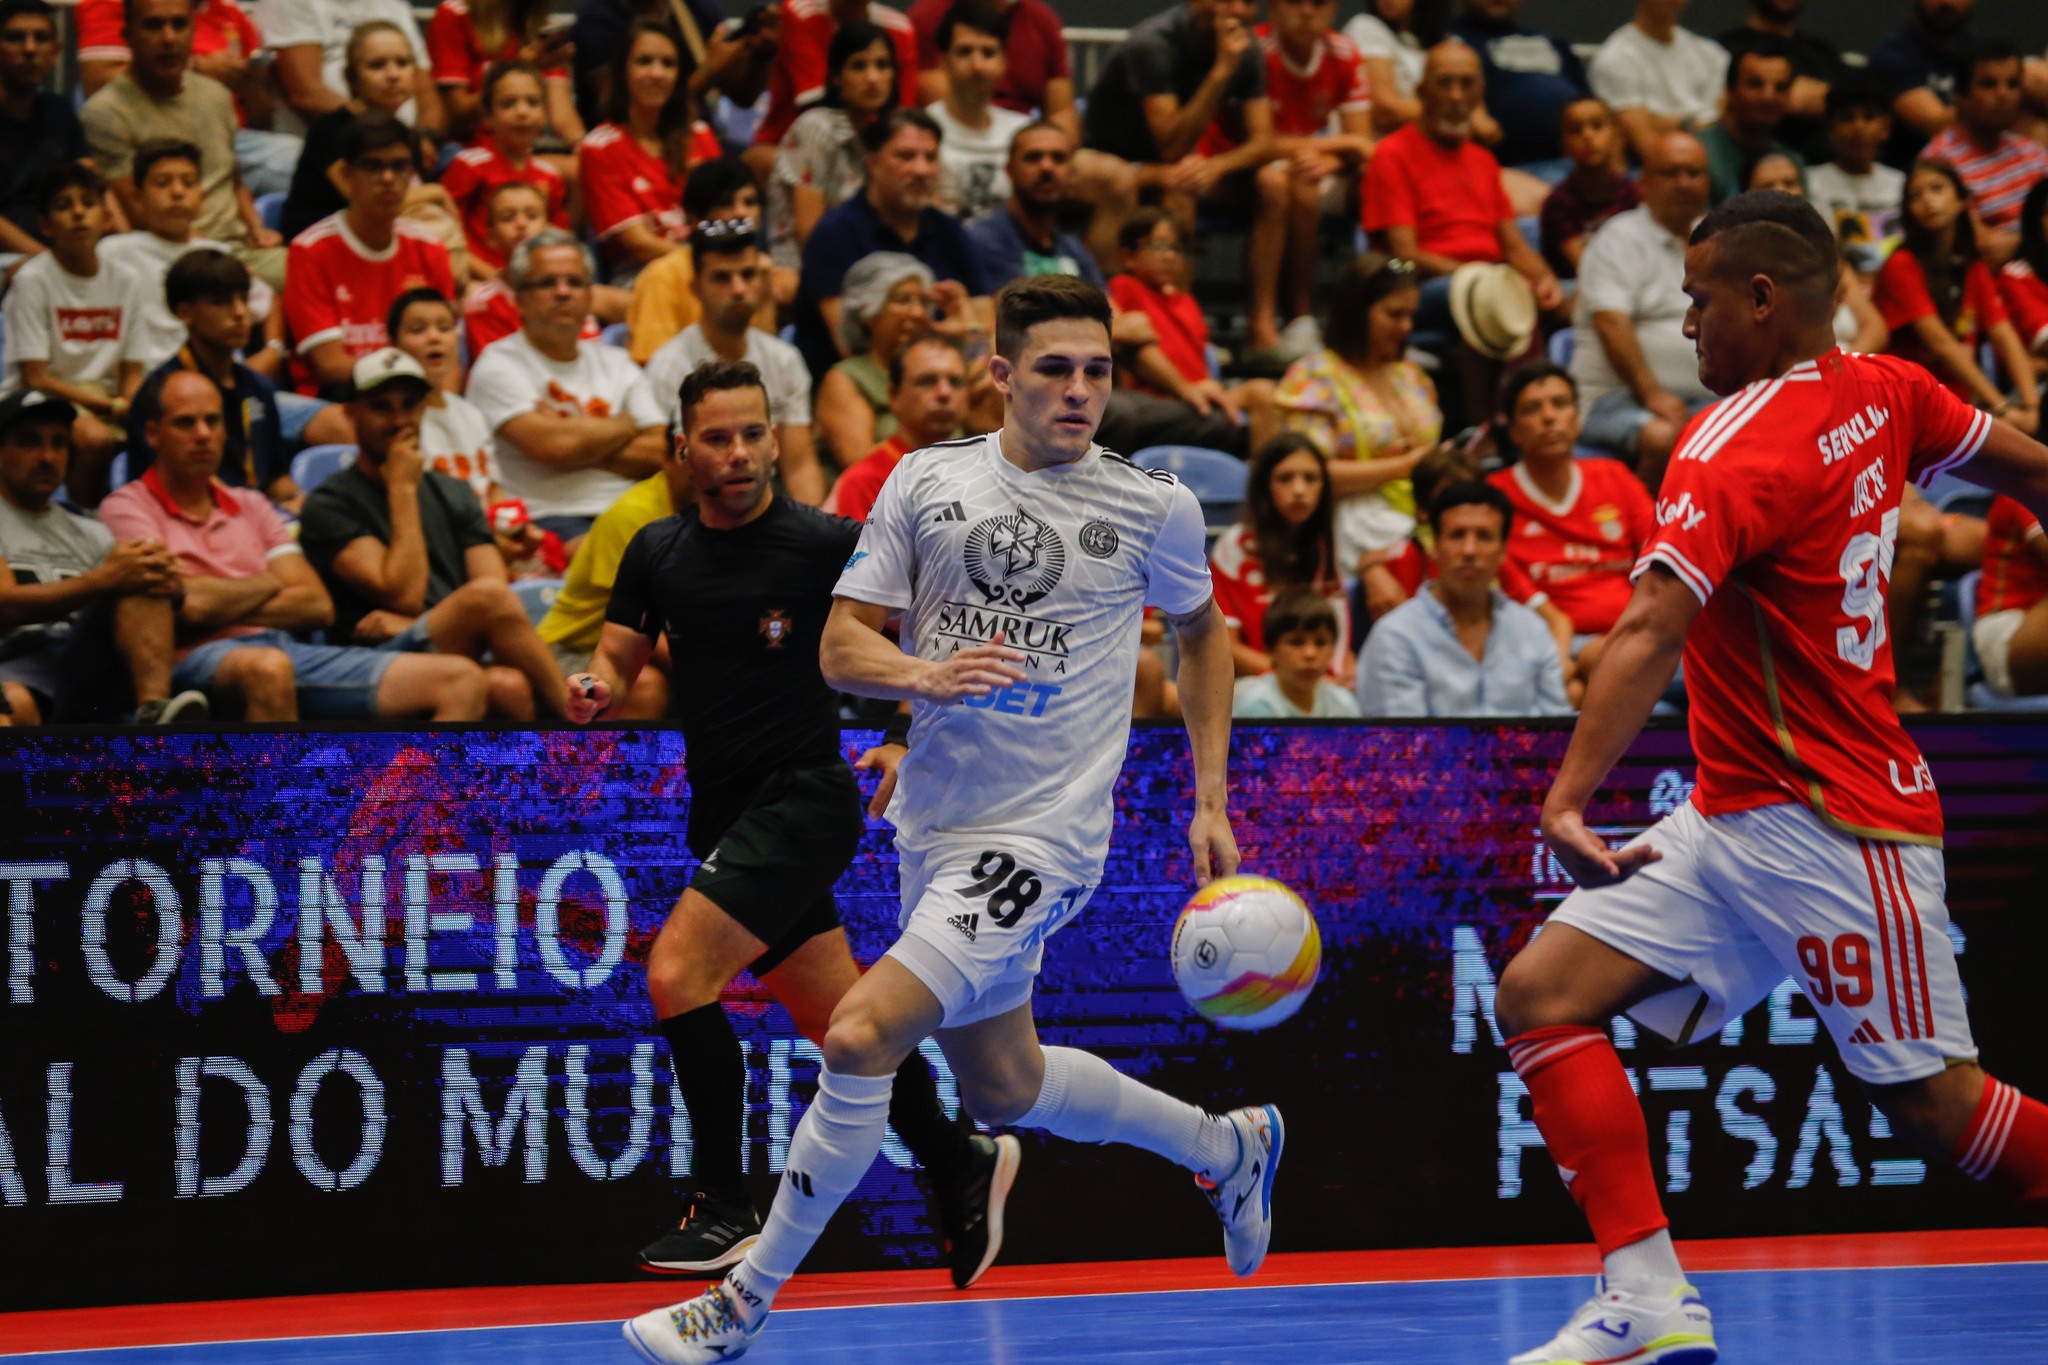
[
  {"xmin": 0, "ymin": 252, "xmax": 144, "ymax": 400},
  {"xmin": 835, "ymin": 430, "xmax": 1212, "ymax": 875}
]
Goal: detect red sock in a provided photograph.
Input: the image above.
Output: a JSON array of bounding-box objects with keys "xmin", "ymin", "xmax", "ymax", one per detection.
[
  {"xmin": 1955, "ymin": 1077, "xmax": 2048, "ymax": 1220},
  {"xmin": 1508, "ymin": 1025, "xmax": 1669, "ymax": 1257}
]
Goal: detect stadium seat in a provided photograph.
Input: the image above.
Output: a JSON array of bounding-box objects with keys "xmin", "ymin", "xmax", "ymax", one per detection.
[
  {"xmin": 1547, "ymin": 327, "xmax": 1574, "ymax": 369},
  {"xmin": 107, "ymin": 451, "xmax": 129, "ymax": 489},
  {"xmin": 1923, "ymin": 470, "xmax": 1992, "ymax": 521},
  {"xmin": 1131, "ymin": 445, "xmax": 1247, "ymax": 529},
  {"xmin": 600, "ymin": 322, "xmax": 630, "ymax": 348},
  {"xmin": 1956, "ymin": 569, "xmax": 2048, "ymax": 711},
  {"xmin": 512, "ymin": 577, "xmax": 563, "ymax": 625},
  {"xmin": 290, "ymin": 444, "xmax": 357, "ymax": 493},
  {"xmin": 255, "ymin": 192, "xmax": 286, "ymax": 233}
]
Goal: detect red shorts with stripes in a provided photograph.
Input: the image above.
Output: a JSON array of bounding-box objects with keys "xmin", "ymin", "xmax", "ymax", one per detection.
[{"xmin": 1551, "ymin": 799, "xmax": 1977, "ymax": 1086}]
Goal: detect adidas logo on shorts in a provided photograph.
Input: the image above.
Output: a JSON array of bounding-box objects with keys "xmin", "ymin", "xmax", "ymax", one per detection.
[
  {"xmin": 947, "ymin": 912, "xmax": 979, "ymax": 942},
  {"xmin": 1846, "ymin": 1019, "xmax": 1887, "ymax": 1045}
]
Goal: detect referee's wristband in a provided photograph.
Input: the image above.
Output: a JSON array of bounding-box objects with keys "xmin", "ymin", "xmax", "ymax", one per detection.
[{"xmin": 882, "ymin": 712, "xmax": 911, "ymax": 748}]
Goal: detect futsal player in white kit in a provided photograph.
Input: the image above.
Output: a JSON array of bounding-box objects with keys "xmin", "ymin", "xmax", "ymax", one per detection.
[{"xmin": 624, "ymin": 276, "xmax": 1284, "ymax": 1363}]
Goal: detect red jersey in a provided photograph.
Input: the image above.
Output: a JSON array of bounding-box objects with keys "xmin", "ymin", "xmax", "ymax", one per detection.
[
  {"xmin": 1489, "ymin": 457, "xmax": 1655, "ymax": 635},
  {"xmin": 462, "ymin": 280, "xmax": 600, "ymax": 358},
  {"xmin": 1106, "ymin": 273, "xmax": 1209, "ymax": 390},
  {"xmin": 1634, "ymin": 349, "xmax": 1994, "ymax": 844},
  {"xmin": 1381, "ymin": 535, "xmax": 1545, "ymax": 607},
  {"xmin": 285, "ymin": 214, "xmax": 455, "ymax": 391},
  {"xmin": 1221, "ymin": 24, "xmax": 1370, "ymax": 153},
  {"xmin": 1874, "ymin": 251, "xmax": 2009, "ymax": 401},
  {"xmin": 578, "ymin": 122, "xmax": 720, "ymax": 257},
  {"xmin": 1208, "ymin": 524, "xmax": 1351, "ymax": 666},
  {"xmin": 1978, "ymin": 495, "xmax": 2048, "ymax": 617},
  {"xmin": 1362, "ymin": 123, "xmax": 1508, "ymax": 264},
  {"xmin": 907, "ymin": 0, "xmax": 1069, "ymax": 116},
  {"xmin": 441, "ymin": 144, "xmax": 569, "ymax": 270},
  {"xmin": 1997, "ymin": 259, "xmax": 2048, "ymax": 357},
  {"xmin": 425, "ymin": 0, "xmax": 569, "ymax": 92},
  {"xmin": 757, "ymin": 0, "xmax": 921, "ymax": 146},
  {"xmin": 827, "ymin": 433, "xmax": 912, "ymax": 521}
]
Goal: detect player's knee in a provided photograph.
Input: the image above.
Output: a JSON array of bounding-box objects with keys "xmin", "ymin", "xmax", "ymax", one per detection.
[
  {"xmin": 957, "ymin": 1067, "xmax": 1041, "ymax": 1127},
  {"xmin": 647, "ymin": 944, "xmax": 726, "ymax": 1016},
  {"xmin": 821, "ymin": 1010, "xmax": 893, "ymax": 1076}
]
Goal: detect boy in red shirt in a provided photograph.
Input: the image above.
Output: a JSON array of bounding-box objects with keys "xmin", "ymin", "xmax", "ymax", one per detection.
[
  {"xmin": 1974, "ymin": 493, "xmax": 2048, "ymax": 697},
  {"xmin": 440, "ymin": 60, "xmax": 568, "ymax": 278},
  {"xmin": 462, "ymin": 181, "xmax": 620, "ymax": 357}
]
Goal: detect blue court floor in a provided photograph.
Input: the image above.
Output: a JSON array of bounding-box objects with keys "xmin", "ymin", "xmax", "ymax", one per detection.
[{"xmin": 12, "ymin": 1261, "xmax": 2047, "ymax": 1364}]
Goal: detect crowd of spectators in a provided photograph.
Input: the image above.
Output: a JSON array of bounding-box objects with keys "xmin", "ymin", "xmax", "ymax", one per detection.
[{"xmin": 4, "ymin": 0, "xmax": 2048, "ymax": 730}]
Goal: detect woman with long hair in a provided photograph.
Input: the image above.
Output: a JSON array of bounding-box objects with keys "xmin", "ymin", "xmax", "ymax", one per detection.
[
  {"xmin": 577, "ymin": 19, "xmax": 721, "ymax": 273},
  {"xmin": 1875, "ymin": 158, "xmax": 2039, "ymax": 433},
  {"xmin": 1209, "ymin": 433, "xmax": 1351, "ymax": 680},
  {"xmin": 1274, "ymin": 251, "xmax": 1442, "ymax": 581},
  {"xmin": 425, "ymin": 0, "xmax": 585, "ymax": 144},
  {"xmin": 1997, "ymin": 177, "xmax": 2048, "ymax": 360},
  {"xmin": 766, "ymin": 20, "xmax": 898, "ymax": 269}
]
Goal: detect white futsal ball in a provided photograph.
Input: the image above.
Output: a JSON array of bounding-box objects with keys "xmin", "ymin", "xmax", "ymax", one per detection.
[{"xmin": 1170, "ymin": 875, "xmax": 1321, "ymax": 1030}]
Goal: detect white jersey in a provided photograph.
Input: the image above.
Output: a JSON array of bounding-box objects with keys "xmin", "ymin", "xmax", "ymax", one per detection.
[{"xmin": 835, "ymin": 430, "xmax": 1212, "ymax": 874}]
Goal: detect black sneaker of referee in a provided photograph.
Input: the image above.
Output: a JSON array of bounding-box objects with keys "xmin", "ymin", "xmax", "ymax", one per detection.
[
  {"xmin": 928, "ymin": 1132, "xmax": 1021, "ymax": 1290},
  {"xmin": 638, "ymin": 1188, "xmax": 763, "ymax": 1275}
]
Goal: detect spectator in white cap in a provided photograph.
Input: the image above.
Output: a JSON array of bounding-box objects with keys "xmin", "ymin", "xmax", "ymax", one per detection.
[{"xmin": 298, "ymin": 346, "xmax": 571, "ymax": 718}]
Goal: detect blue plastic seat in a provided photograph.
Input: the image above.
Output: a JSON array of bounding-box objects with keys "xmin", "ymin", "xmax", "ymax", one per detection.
[
  {"xmin": 107, "ymin": 451, "xmax": 130, "ymax": 489},
  {"xmin": 255, "ymin": 192, "xmax": 287, "ymax": 233},
  {"xmin": 512, "ymin": 578, "xmax": 563, "ymax": 626},
  {"xmin": 600, "ymin": 321, "xmax": 630, "ymax": 348},
  {"xmin": 1547, "ymin": 326, "xmax": 1575, "ymax": 369},
  {"xmin": 1130, "ymin": 445, "xmax": 1248, "ymax": 528},
  {"xmin": 290, "ymin": 444, "xmax": 357, "ymax": 493},
  {"xmin": 1957, "ymin": 568, "xmax": 2048, "ymax": 711}
]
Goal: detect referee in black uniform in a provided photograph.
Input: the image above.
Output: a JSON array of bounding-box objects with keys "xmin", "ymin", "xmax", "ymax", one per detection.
[{"xmin": 567, "ymin": 359, "xmax": 1014, "ymax": 1287}]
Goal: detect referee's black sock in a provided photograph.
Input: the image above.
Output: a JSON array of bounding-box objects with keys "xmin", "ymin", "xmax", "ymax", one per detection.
[
  {"xmin": 890, "ymin": 1050, "xmax": 973, "ymax": 1182},
  {"xmin": 659, "ymin": 1002, "xmax": 750, "ymax": 1206}
]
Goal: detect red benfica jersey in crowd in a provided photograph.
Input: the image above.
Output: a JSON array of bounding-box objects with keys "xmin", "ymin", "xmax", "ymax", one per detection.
[
  {"xmin": 441, "ymin": 145, "xmax": 569, "ymax": 271},
  {"xmin": 285, "ymin": 214, "xmax": 456, "ymax": 391},
  {"xmin": 1199, "ymin": 23, "xmax": 1370, "ymax": 155},
  {"xmin": 1977, "ymin": 495, "xmax": 2047, "ymax": 616},
  {"xmin": 1634, "ymin": 348, "xmax": 1993, "ymax": 844},
  {"xmin": 1490, "ymin": 456, "xmax": 1656, "ymax": 635}
]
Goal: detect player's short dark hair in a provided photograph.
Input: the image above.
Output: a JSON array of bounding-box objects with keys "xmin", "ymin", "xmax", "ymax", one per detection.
[
  {"xmin": 993, "ymin": 274, "xmax": 1111, "ymax": 361},
  {"xmin": 859, "ymin": 106, "xmax": 942, "ymax": 156},
  {"xmin": 1952, "ymin": 35, "xmax": 2021, "ymax": 93},
  {"xmin": 689, "ymin": 216, "xmax": 758, "ymax": 269},
  {"xmin": 0, "ymin": 0, "xmax": 56, "ymax": 32},
  {"xmin": 164, "ymin": 247, "xmax": 250, "ymax": 310},
  {"xmin": 481, "ymin": 58, "xmax": 545, "ymax": 108},
  {"xmin": 1689, "ymin": 189, "xmax": 1839, "ymax": 318},
  {"xmin": 387, "ymin": 286, "xmax": 455, "ymax": 343},
  {"xmin": 938, "ymin": 1, "xmax": 1009, "ymax": 52},
  {"xmin": 888, "ymin": 332, "xmax": 964, "ymax": 390},
  {"xmin": 1262, "ymin": 587, "xmax": 1338, "ymax": 647},
  {"xmin": 1725, "ymin": 33, "xmax": 1793, "ymax": 91},
  {"xmin": 683, "ymin": 156, "xmax": 760, "ymax": 221},
  {"xmin": 1499, "ymin": 360, "xmax": 1577, "ymax": 426},
  {"xmin": 676, "ymin": 359, "xmax": 770, "ymax": 435},
  {"xmin": 1825, "ymin": 76, "xmax": 1889, "ymax": 124},
  {"xmin": 34, "ymin": 161, "xmax": 106, "ymax": 215},
  {"xmin": 1427, "ymin": 479, "xmax": 1513, "ymax": 537},
  {"xmin": 132, "ymin": 137, "xmax": 202, "ymax": 186},
  {"xmin": 338, "ymin": 110, "xmax": 420, "ymax": 171}
]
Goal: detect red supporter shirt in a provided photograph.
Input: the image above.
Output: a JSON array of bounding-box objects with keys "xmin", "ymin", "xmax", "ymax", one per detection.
[
  {"xmin": 907, "ymin": 0, "xmax": 1069, "ymax": 115},
  {"xmin": 1978, "ymin": 495, "xmax": 2048, "ymax": 617},
  {"xmin": 1382, "ymin": 536, "xmax": 1545, "ymax": 607},
  {"xmin": 441, "ymin": 145, "xmax": 569, "ymax": 270},
  {"xmin": 578, "ymin": 122, "xmax": 720, "ymax": 256},
  {"xmin": 1997, "ymin": 259, "xmax": 2048, "ymax": 356},
  {"xmin": 425, "ymin": 0, "xmax": 570, "ymax": 92},
  {"xmin": 1633, "ymin": 348, "xmax": 1994, "ymax": 843},
  {"xmin": 1207, "ymin": 524, "xmax": 1351, "ymax": 665},
  {"xmin": 462, "ymin": 280, "xmax": 601, "ymax": 357},
  {"xmin": 1874, "ymin": 250, "xmax": 2008, "ymax": 401},
  {"xmin": 1260, "ymin": 25, "xmax": 1370, "ymax": 137},
  {"xmin": 758, "ymin": 0, "xmax": 921, "ymax": 146},
  {"xmin": 1361, "ymin": 123, "xmax": 1508, "ymax": 264},
  {"xmin": 828, "ymin": 433, "xmax": 912, "ymax": 521},
  {"xmin": 1488, "ymin": 457, "xmax": 1655, "ymax": 635},
  {"xmin": 1107, "ymin": 273, "xmax": 1209, "ymax": 390},
  {"xmin": 285, "ymin": 214, "xmax": 456, "ymax": 390}
]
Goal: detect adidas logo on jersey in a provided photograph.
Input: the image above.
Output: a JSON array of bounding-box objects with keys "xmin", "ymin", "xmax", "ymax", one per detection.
[
  {"xmin": 1846, "ymin": 1019, "xmax": 1887, "ymax": 1045},
  {"xmin": 933, "ymin": 501, "xmax": 966, "ymax": 522},
  {"xmin": 947, "ymin": 912, "xmax": 979, "ymax": 941}
]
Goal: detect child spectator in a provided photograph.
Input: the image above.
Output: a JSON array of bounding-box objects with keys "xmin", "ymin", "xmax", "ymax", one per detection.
[
  {"xmin": 578, "ymin": 19, "xmax": 721, "ymax": 278},
  {"xmin": 462, "ymin": 181, "xmax": 617, "ymax": 357},
  {"xmin": 0, "ymin": 164, "xmax": 145, "ymax": 505},
  {"xmin": 1803, "ymin": 79, "xmax": 1905, "ymax": 254},
  {"xmin": 1106, "ymin": 210, "xmax": 1276, "ymax": 457},
  {"xmin": 440, "ymin": 60, "xmax": 569, "ymax": 277},
  {"xmin": 1538, "ymin": 97, "xmax": 1638, "ymax": 280},
  {"xmin": 1876, "ymin": 158, "xmax": 2039, "ymax": 430},
  {"xmin": 1974, "ymin": 493, "xmax": 2048, "ymax": 698},
  {"xmin": 1998, "ymin": 179, "xmax": 2048, "ymax": 359},
  {"xmin": 627, "ymin": 157, "xmax": 773, "ymax": 364},
  {"xmin": 771, "ymin": 20, "xmax": 898, "ymax": 271},
  {"xmin": 924, "ymin": 4, "xmax": 1029, "ymax": 224},
  {"xmin": 1230, "ymin": 587, "xmax": 1360, "ymax": 718},
  {"xmin": 279, "ymin": 21, "xmax": 428, "ymax": 243},
  {"xmin": 388, "ymin": 287, "xmax": 494, "ymax": 500},
  {"xmin": 1209, "ymin": 432, "xmax": 1349, "ymax": 679},
  {"xmin": 425, "ymin": 0, "xmax": 582, "ymax": 145}
]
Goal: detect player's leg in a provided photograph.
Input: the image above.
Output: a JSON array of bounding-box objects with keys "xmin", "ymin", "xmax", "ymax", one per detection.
[{"xmin": 759, "ymin": 924, "xmax": 1013, "ymax": 1289}]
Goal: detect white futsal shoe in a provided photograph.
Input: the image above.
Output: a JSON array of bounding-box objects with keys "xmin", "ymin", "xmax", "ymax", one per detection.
[
  {"xmin": 1195, "ymin": 1103, "xmax": 1284, "ymax": 1277},
  {"xmin": 622, "ymin": 1282, "xmax": 763, "ymax": 1364},
  {"xmin": 1508, "ymin": 1278, "xmax": 1717, "ymax": 1365}
]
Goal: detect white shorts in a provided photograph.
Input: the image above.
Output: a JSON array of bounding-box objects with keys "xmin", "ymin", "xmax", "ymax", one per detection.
[
  {"xmin": 1551, "ymin": 801, "xmax": 1977, "ymax": 1086},
  {"xmin": 883, "ymin": 837, "xmax": 1097, "ymax": 1028},
  {"xmin": 1973, "ymin": 607, "xmax": 2027, "ymax": 697}
]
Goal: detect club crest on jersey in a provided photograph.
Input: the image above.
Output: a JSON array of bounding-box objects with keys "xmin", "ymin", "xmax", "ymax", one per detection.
[
  {"xmin": 759, "ymin": 609, "xmax": 792, "ymax": 647},
  {"xmin": 1079, "ymin": 519, "xmax": 1119, "ymax": 559},
  {"xmin": 964, "ymin": 505, "xmax": 1066, "ymax": 608}
]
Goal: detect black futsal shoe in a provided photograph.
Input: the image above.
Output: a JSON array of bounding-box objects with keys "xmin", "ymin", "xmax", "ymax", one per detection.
[
  {"xmin": 929, "ymin": 1132, "xmax": 1021, "ymax": 1290},
  {"xmin": 638, "ymin": 1188, "xmax": 763, "ymax": 1275}
]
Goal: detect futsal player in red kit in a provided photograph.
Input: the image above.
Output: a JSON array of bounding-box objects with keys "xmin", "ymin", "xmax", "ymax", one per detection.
[{"xmin": 1494, "ymin": 190, "xmax": 2048, "ymax": 1365}]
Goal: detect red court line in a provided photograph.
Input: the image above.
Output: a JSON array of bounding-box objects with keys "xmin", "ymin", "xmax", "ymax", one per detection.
[{"xmin": 7, "ymin": 1229, "xmax": 2047, "ymax": 1355}]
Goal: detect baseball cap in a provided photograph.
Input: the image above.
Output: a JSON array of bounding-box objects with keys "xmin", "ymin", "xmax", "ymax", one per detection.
[
  {"xmin": 0, "ymin": 389, "xmax": 78, "ymax": 438},
  {"xmin": 350, "ymin": 347, "xmax": 433, "ymax": 398}
]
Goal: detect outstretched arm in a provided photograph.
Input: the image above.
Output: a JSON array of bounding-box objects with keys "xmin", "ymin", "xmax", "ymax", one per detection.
[
  {"xmin": 1170, "ymin": 597, "xmax": 1240, "ymax": 886},
  {"xmin": 1540, "ymin": 566, "xmax": 1699, "ymax": 887},
  {"xmin": 1960, "ymin": 408, "xmax": 2048, "ymax": 523}
]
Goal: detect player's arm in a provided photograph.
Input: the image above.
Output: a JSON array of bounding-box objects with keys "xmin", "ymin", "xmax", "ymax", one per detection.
[
  {"xmin": 1956, "ymin": 420, "xmax": 2048, "ymax": 527},
  {"xmin": 820, "ymin": 595, "xmax": 1026, "ymax": 702},
  {"xmin": 1540, "ymin": 565, "xmax": 1700, "ymax": 887},
  {"xmin": 565, "ymin": 622, "xmax": 654, "ymax": 723},
  {"xmin": 1169, "ymin": 597, "xmax": 1241, "ymax": 885}
]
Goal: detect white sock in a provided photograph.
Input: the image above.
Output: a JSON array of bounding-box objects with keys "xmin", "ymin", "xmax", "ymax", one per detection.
[
  {"xmin": 1603, "ymin": 1229, "xmax": 1685, "ymax": 1299},
  {"xmin": 1017, "ymin": 1046, "xmax": 1241, "ymax": 1179},
  {"xmin": 725, "ymin": 1067, "xmax": 893, "ymax": 1323}
]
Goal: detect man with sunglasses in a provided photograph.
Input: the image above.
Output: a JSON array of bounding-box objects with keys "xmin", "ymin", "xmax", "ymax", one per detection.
[
  {"xmin": 0, "ymin": 0, "xmax": 94, "ymax": 265},
  {"xmin": 281, "ymin": 111, "xmax": 453, "ymax": 397},
  {"xmin": 464, "ymin": 226, "xmax": 666, "ymax": 545}
]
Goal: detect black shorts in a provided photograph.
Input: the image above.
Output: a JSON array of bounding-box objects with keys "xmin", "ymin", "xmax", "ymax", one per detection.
[{"xmin": 689, "ymin": 761, "xmax": 864, "ymax": 976}]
